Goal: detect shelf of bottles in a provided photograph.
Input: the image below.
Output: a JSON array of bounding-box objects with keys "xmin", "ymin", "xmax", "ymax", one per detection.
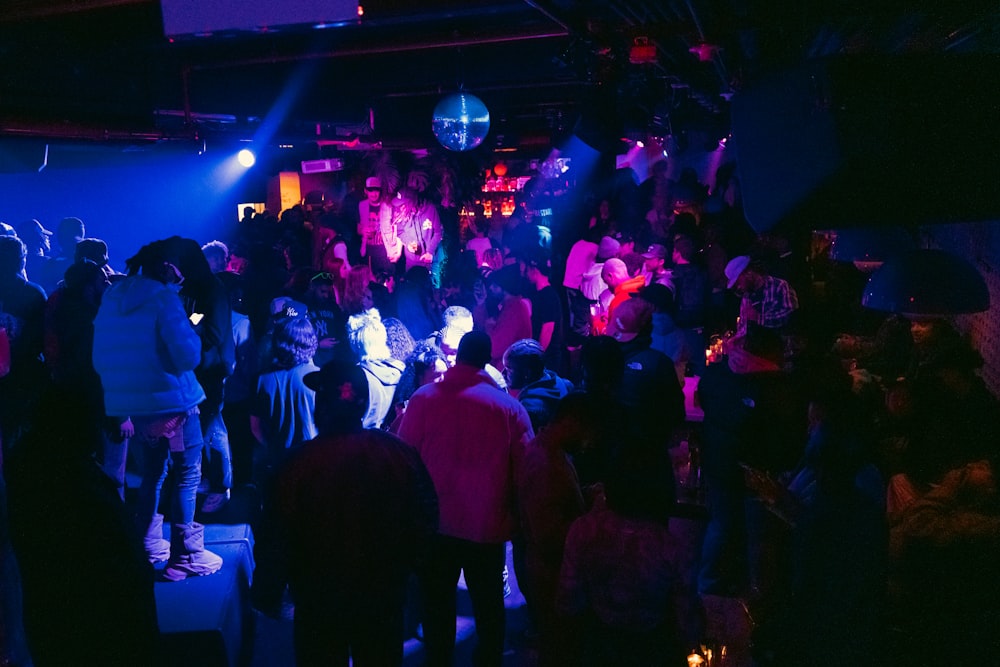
[
  {"xmin": 482, "ymin": 175, "xmax": 527, "ymax": 193},
  {"xmin": 476, "ymin": 175, "xmax": 530, "ymax": 218}
]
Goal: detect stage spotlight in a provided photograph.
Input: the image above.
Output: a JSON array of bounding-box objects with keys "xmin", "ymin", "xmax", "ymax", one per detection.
[{"xmin": 237, "ymin": 149, "xmax": 256, "ymax": 168}]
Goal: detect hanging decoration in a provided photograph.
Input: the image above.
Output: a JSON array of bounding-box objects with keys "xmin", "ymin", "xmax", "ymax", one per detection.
[{"xmin": 432, "ymin": 92, "xmax": 490, "ymax": 152}]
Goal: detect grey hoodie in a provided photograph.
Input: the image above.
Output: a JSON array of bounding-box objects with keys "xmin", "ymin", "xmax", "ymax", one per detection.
[{"xmin": 361, "ymin": 357, "xmax": 405, "ymax": 430}]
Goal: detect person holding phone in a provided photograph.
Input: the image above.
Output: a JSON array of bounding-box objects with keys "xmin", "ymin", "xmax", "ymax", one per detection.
[{"xmin": 93, "ymin": 238, "xmax": 223, "ymax": 582}]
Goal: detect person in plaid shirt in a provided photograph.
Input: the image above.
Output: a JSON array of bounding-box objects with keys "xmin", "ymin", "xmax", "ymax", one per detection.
[{"xmin": 725, "ymin": 255, "xmax": 799, "ymax": 336}]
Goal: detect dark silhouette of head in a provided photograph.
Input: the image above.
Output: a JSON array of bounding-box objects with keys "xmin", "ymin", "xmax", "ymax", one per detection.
[
  {"xmin": 503, "ymin": 338, "xmax": 546, "ymax": 390},
  {"xmin": 305, "ymin": 361, "xmax": 370, "ymax": 436},
  {"xmin": 581, "ymin": 335, "xmax": 625, "ymax": 395},
  {"xmin": 0, "ymin": 236, "xmax": 26, "ymax": 277},
  {"xmin": 456, "ymin": 331, "xmax": 493, "ymax": 369}
]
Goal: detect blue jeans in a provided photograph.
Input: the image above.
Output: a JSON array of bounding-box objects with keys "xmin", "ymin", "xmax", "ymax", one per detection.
[
  {"xmin": 201, "ymin": 408, "xmax": 232, "ymax": 493},
  {"xmin": 134, "ymin": 410, "xmax": 203, "ymax": 528},
  {"xmin": 102, "ymin": 433, "xmax": 130, "ymax": 502}
]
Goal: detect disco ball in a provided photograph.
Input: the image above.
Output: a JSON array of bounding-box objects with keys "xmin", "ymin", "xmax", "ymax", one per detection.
[{"xmin": 431, "ymin": 92, "xmax": 490, "ymax": 152}]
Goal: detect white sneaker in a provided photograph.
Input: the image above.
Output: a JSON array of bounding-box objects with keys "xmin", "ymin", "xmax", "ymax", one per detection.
[{"xmin": 201, "ymin": 490, "xmax": 230, "ymax": 513}]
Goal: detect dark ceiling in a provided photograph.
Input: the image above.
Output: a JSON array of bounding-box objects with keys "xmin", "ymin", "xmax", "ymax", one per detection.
[{"xmin": 0, "ymin": 0, "xmax": 998, "ymax": 155}]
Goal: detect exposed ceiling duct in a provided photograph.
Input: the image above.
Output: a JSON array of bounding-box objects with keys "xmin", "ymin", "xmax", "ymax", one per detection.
[{"xmin": 0, "ymin": 0, "xmax": 996, "ymax": 169}]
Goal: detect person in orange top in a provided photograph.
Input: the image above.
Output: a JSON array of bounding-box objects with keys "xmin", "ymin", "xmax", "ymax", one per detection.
[{"xmin": 594, "ymin": 257, "xmax": 645, "ymax": 335}]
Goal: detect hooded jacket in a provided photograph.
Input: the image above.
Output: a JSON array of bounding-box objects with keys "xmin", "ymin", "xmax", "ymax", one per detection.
[
  {"xmin": 93, "ymin": 276, "xmax": 205, "ymax": 417},
  {"xmin": 361, "ymin": 357, "xmax": 405, "ymax": 430},
  {"xmin": 619, "ymin": 334, "xmax": 686, "ymax": 439},
  {"xmin": 606, "ymin": 275, "xmax": 647, "ymax": 324},
  {"xmin": 516, "ymin": 370, "xmax": 574, "ymax": 432},
  {"xmin": 580, "ymin": 261, "xmax": 609, "ymax": 301}
]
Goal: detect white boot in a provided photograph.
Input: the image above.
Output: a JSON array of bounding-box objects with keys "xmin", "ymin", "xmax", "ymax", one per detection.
[
  {"xmin": 162, "ymin": 522, "xmax": 223, "ymax": 582},
  {"xmin": 143, "ymin": 514, "xmax": 170, "ymax": 564}
]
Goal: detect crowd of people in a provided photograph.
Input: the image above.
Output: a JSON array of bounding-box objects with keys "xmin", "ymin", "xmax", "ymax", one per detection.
[{"xmin": 0, "ymin": 156, "xmax": 997, "ymax": 666}]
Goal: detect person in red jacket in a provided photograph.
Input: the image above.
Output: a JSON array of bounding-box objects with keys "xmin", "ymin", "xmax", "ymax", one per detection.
[{"xmin": 594, "ymin": 257, "xmax": 644, "ymax": 336}]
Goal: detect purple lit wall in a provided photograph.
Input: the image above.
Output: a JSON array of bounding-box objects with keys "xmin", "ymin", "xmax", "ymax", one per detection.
[{"xmin": 161, "ymin": 0, "xmax": 358, "ymax": 36}]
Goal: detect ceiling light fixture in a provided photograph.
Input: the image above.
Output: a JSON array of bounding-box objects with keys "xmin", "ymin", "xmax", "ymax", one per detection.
[{"xmin": 688, "ymin": 43, "xmax": 719, "ymax": 62}]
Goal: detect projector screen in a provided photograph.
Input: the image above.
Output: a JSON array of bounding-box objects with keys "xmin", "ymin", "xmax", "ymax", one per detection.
[{"xmin": 161, "ymin": 0, "xmax": 359, "ymax": 37}]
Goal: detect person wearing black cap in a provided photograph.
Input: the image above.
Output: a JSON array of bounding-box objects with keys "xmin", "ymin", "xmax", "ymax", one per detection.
[
  {"xmin": 502, "ymin": 338, "xmax": 574, "ymax": 432},
  {"xmin": 254, "ymin": 360, "xmax": 438, "ymax": 666},
  {"xmin": 75, "ymin": 237, "xmax": 116, "ymax": 279},
  {"xmin": 398, "ymin": 331, "xmax": 534, "ymax": 667},
  {"xmin": 640, "ymin": 242, "xmax": 673, "ymax": 289}
]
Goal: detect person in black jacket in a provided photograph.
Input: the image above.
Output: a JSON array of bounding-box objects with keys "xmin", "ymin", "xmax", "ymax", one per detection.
[
  {"xmin": 7, "ymin": 387, "xmax": 158, "ymax": 666},
  {"xmin": 696, "ymin": 324, "xmax": 806, "ymax": 596},
  {"xmin": 608, "ymin": 297, "xmax": 686, "ymax": 442},
  {"xmin": 503, "ymin": 338, "xmax": 574, "ymax": 432},
  {"xmin": 164, "ymin": 237, "xmax": 236, "ymax": 513},
  {"xmin": 253, "ymin": 361, "xmax": 438, "ymax": 666}
]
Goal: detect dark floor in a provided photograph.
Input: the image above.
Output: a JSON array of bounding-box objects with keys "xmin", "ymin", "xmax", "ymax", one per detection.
[
  {"xmin": 239, "ymin": 511, "xmax": 753, "ymax": 667},
  {"xmin": 150, "ymin": 470, "xmax": 754, "ymax": 667},
  {"xmin": 0, "ymin": 475, "xmax": 751, "ymax": 667}
]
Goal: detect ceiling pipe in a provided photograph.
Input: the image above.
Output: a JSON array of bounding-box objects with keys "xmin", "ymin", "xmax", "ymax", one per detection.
[
  {"xmin": 381, "ymin": 79, "xmax": 587, "ymax": 99},
  {"xmin": 190, "ymin": 29, "xmax": 568, "ymax": 72},
  {"xmin": 0, "ymin": 0, "xmax": 152, "ymax": 22},
  {"xmin": 0, "ymin": 120, "xmax": 187, "ymax": 143}
]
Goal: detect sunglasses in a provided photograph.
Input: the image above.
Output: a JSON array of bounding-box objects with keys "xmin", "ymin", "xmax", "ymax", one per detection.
[{"xmin": 365, "ymin": 186, "xmax": 380, "ymax": 192}]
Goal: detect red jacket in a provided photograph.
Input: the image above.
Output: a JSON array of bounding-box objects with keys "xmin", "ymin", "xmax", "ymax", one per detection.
[{"xmin": 596, "ymin": 275, "xmax": 646, "ymax": 336}]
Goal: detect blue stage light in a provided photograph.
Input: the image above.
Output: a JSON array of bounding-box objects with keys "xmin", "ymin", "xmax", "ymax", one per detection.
[{"xmin": 237, "ymin": 149, "xmax": 256, "ymax": 168}]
